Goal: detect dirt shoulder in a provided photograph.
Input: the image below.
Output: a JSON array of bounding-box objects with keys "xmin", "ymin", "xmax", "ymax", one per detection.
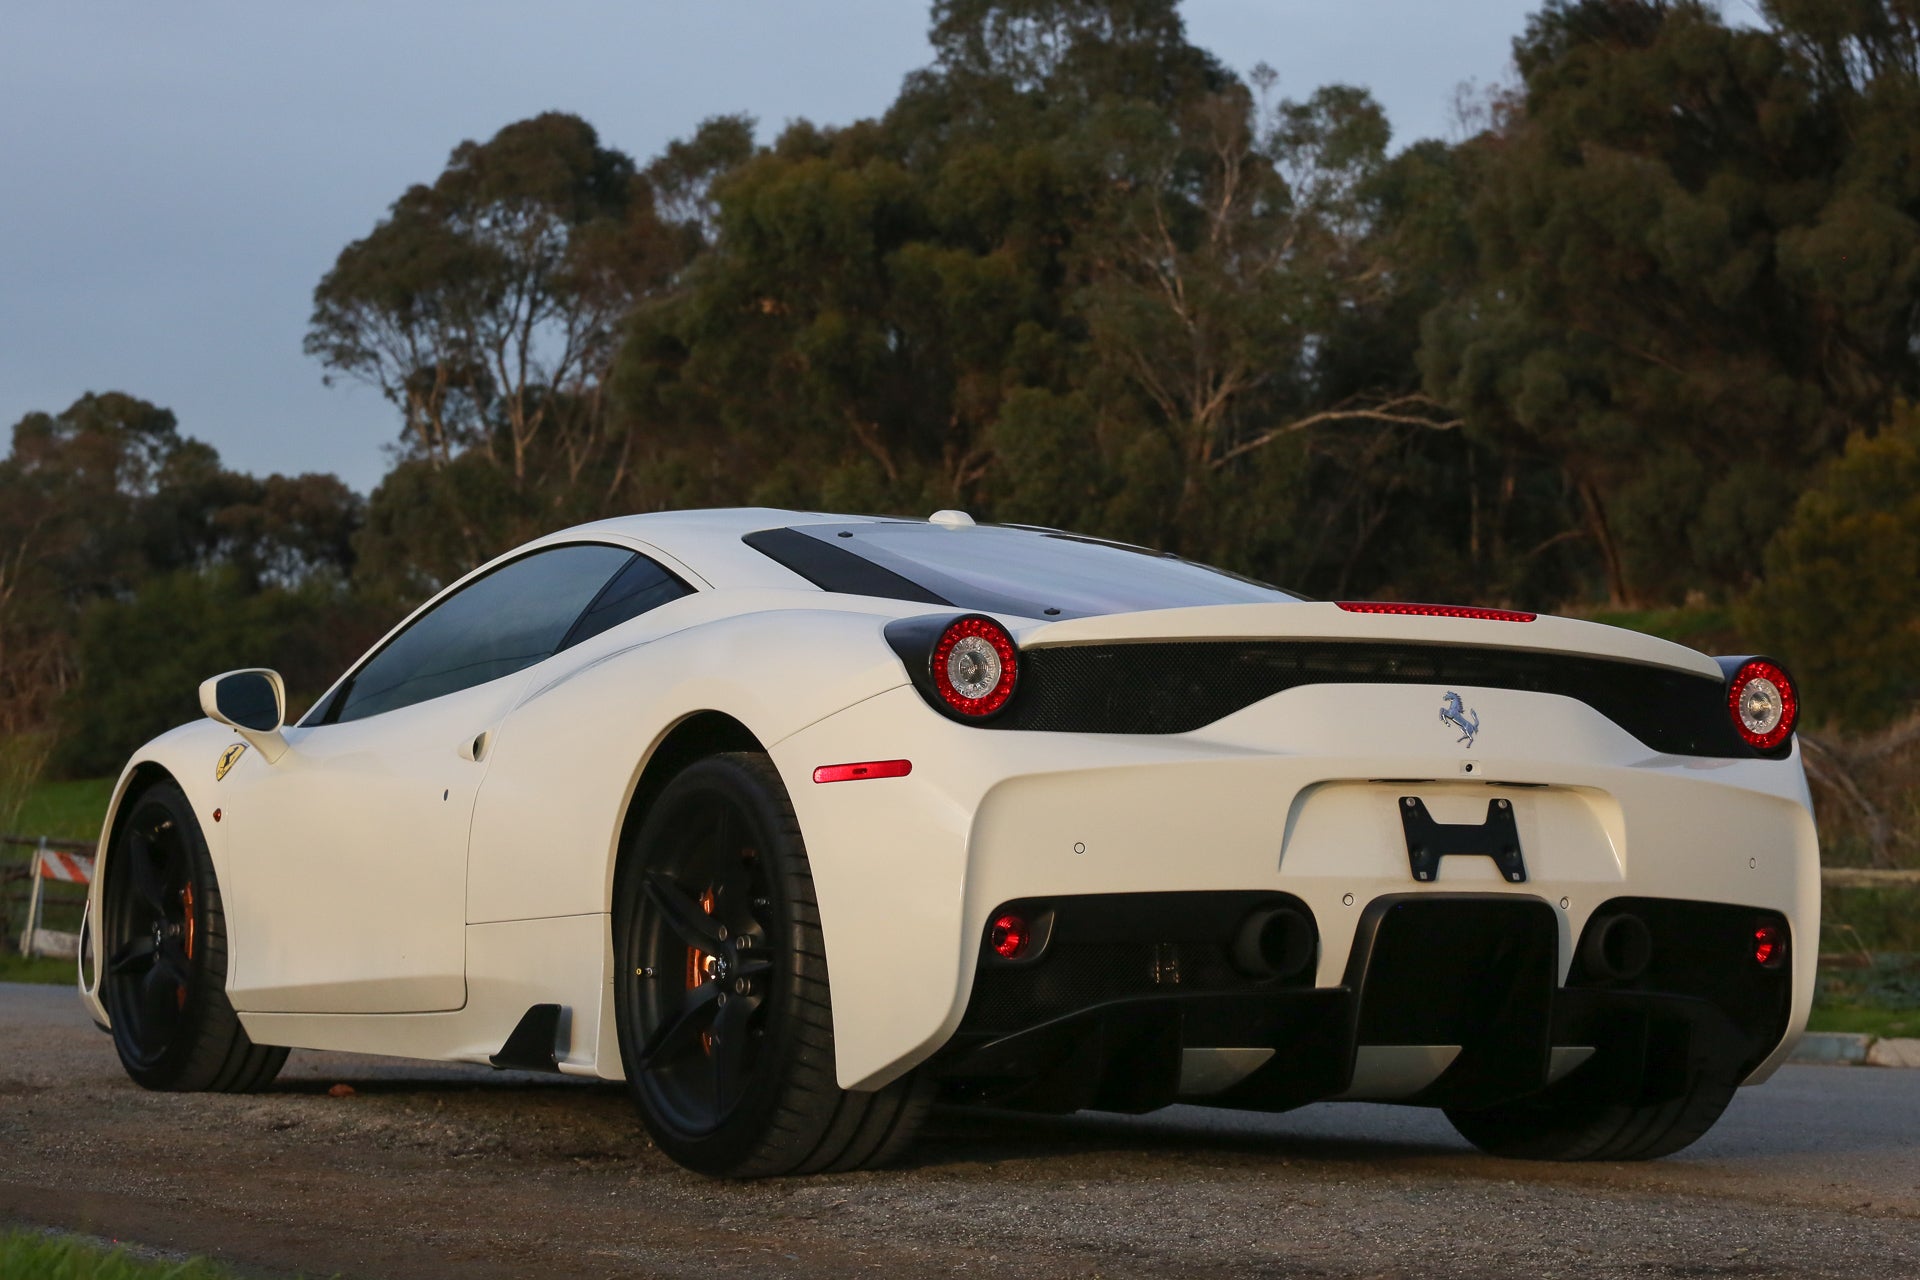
[{"xmin": 4, "ymin": 983, "xmax": 1918, "ymax": 1279}]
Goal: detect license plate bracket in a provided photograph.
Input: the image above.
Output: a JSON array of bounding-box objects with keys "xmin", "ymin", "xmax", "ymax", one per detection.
[{"xmin": 1397, "ymin": 796, "xmax": 1527, "ymax": 884}]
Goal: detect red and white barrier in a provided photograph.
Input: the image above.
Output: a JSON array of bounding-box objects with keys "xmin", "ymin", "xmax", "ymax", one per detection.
[
  {"xmin": 36, "ymin": 848, "xmax": 94, "ymax": 885},
  {"xmin": 19, "ymin": 839, "xmax": 96, "ymax": 960}
]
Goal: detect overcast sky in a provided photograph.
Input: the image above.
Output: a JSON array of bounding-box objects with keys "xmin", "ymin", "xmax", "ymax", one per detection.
[{"xmin": 0, "ymin": 1, "xmax": 1540, "ymax": 494}]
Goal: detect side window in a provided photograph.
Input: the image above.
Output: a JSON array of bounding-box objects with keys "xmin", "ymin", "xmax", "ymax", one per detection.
[
  {"xmin": 332, "ymin": 544, "xmax": 634, "ymax": 723},
  {"xmin": 560, "ymin": 553, "xmax": 692, "ymax": 651}
]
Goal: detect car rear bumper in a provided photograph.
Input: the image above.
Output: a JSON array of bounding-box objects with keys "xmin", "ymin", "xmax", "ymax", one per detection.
[
  {"xmin": 929, "ymin": 891, "xmax": 1794, "ymax": 1115},
  {"xmin": 772, "ymin": 682, "xmax": 1819, "ymax": 1093}
]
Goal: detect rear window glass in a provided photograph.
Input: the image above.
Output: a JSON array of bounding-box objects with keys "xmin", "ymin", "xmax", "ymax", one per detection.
[
  {"xmin": 560, "ymin": 553, "xmax": 691, "ymax": 650},
  {"xmin": 746, "ymin": 522, "xmax": 1299, "ymax": 619}
]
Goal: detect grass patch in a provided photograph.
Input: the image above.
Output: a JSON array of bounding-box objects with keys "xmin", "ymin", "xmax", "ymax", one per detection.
[
  {"xmin": 0, "ymin": 952, "xmax": 76, "ymax": 985},
  {"xmin": 1814, "ymin": 952, "xmax": 1920, "ymax": 1038},
  {"xmin": 1806, "ymin": 1004, "xmax": 1920, "ymax": 1038},
  {"xmin": 3, "ymin": 776, "xmax": 108, "ymax": 952},
  {"xmin": 10, "ymin": 777, "xmax": 115, "ymax": 843},
  {"xmin": 1821, "ymin": 884, "xmax": 1920, "ymax": 954},
  {"xmin": 0, "ymin": 1230, "xmax": 248, "ymax": 1279}
]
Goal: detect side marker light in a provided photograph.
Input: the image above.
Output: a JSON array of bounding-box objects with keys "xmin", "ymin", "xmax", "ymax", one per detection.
[{"xmin": 812, "ymin": 760, "xmax": 913, "ymax": 784}]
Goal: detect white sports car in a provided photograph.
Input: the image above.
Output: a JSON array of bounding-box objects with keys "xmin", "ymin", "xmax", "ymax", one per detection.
[{"xmin": 79, "ymin": 508, "xmax": 1815, "ymax": 1176}]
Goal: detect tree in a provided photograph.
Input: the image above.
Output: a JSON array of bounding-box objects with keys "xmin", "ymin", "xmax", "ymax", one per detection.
[
  {"xmin": 0, "ymin": 394, "xmax": 364, "ymax": 779},
  {"xmin": 613, "ymin": 0, "xmax": 1473, "ymax": 598},
  {"xmin": 308, "ymin": 116, "xmax": 689, "ymax": 546},
  {"xmin": 312, "ymin": 113, "xmax": 756, "ymax": 592},
  {"xmin": 1743, "ymin": 402, "xmax": 1920, "ymax": 729},
  {"xmin": 1072, "ymin": 75, "xmax": 1466, "ymax": 557},
  {"xmin": 1420, "ymin": 0, "xmax": 1920, "ymax": 605},
  {"xmin": 54, "ymin": 569, "xmax": 359, "ymax": 777}
]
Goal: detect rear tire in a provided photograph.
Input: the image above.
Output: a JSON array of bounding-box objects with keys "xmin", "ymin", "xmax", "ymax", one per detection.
[
  {"xmin": 1444, "ymin": 1074, "xmax": 1736, "ymax": 1161},
  {"xmin": 101, "ymin": 779, "xmax": 287, "ymax": 1093},
  {"xmin": 612, "ymin": 752, "xmax": 929, "ymax": 1178}
]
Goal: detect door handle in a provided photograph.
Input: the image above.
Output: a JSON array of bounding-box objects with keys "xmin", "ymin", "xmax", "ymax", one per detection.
[{"xmin": 458, "ymin": 730, "xmax": 492, "ymax": 762}]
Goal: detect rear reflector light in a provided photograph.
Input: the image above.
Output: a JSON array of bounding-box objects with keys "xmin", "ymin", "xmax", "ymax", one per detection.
[
  {"xmin": 812, "ymin": 759, "xmax": 912, "ymax": 784},
  {"xmin": 1752, "ymin": 923, "xmax": 1786, "ymax": 968},
  {"xmin": 989, "ymin": 912, "xmax": 1030, "ymax": 959},
  {"xmin": 1336, "ymin": 601, "xmax": 1537, "ymax": 622},
  {"xmin": 1726, "ymin": 658, "xmax": 1798, "ymax": 751}
]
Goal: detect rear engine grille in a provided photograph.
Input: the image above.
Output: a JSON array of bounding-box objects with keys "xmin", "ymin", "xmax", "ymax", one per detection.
[{"xmin": 995, "ymin": 640, "xmax": 1768, "ymax": 758}]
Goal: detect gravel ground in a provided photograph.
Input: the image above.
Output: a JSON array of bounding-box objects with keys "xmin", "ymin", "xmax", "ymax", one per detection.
[{"xmin": 2, "ymin": 982, "xmax": 1917, "ymax": 1279}]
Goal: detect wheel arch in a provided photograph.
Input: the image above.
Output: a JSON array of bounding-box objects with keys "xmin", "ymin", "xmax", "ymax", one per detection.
[
  {"xmin": 82, "ymin": 758, "xmax": 187, "ymax": 1020},
  {"xmin": 607, "ymin": 710, "xmax": 767, "ymax": 908}
]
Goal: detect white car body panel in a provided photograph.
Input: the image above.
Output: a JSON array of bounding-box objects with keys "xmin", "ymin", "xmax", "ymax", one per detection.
[
  {"xmin": 220, "ymin": 674, "xmax": 520, "ymax": 1014},
  {"xmin": 774, "ymin": 683, "xmax": 1816, "ymax": 1090},
  {"xmin": 79, "ymin": 507, "xmax": 1817, "ymax": 1109}
]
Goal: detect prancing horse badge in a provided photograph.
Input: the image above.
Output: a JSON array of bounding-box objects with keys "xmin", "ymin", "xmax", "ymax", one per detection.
[
  {"xmin": 216, "ymin": 742, "xmax": 248, "ymax": 781},
  {"xmin": 1439, "ymin": 691, "xmax": 1480, "ymax": 748}
]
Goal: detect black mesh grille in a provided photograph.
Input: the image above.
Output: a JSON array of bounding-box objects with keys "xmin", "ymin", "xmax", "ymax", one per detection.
[
  {"xmin": 960, "ymin": 892, "xmax": 1314, "ymax": 1037},
  {"xmin": 965, "ymin": 941, "xmax": 1256, "ymax": 1034},
  {"xmin": 993, "ymin": 640, "xmax": 1767, "ymax": 758}
]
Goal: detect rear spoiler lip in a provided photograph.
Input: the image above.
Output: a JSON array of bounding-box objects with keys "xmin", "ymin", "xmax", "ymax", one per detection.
[{"xmin": 1011, "ymin": 602, "xmax": 1724, "ymax": 682}]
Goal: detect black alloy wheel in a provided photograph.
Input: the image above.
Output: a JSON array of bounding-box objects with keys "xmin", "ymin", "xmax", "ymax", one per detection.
[
  {"xmin": 613, "ymin": 752, "xmax": 929, "ymax": 1178},
  {"xmin": 627, "ymin": 784, "xmax": 776, "ymax": 1135},
  {"xmin": 104, "ymin": 796, "xmax": 199, "ymax": 1069},
  {"xmin": 101, "ymin": 779, "xmax": 286, "ymax": 1092}
]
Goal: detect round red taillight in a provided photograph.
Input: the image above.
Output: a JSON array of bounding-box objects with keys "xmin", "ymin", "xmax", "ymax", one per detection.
[
  {"xmin": 1752, "ymin": 923, "xmax": 1786, "ymax": 969},
  {"xmin": 1727, "ymin": 659, "xmax": 1797, "ymax": 751},
  {"xmin": 989, "ymin": 913, "xmax": 1030, "ymax": 960},
  {"xmin": 932, "ymin": 615, "xmax": 1018, "ymax": 718}
]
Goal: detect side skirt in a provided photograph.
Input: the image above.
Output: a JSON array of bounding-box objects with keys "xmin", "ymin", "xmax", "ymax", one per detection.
[{"xmin": 236, "ymin": 914, "xmax": 624, "ymax": 1078}]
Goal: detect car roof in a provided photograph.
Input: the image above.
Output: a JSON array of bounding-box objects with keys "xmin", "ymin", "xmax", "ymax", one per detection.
[{"xmin": 537, "ymin": 507, "xmax": 900, "ymax": 592}]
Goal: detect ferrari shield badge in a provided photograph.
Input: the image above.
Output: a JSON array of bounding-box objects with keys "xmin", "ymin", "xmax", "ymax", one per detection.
[
  {"xmin": 1439, "ymin": 691, "xmax": 1480, "ymax": 748},
  {"xmin": 216, "ymin": 742, "xmax": 248, "ymax": 781}
]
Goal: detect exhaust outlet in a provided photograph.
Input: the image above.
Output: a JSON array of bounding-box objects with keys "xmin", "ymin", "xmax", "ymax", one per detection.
[
  {"xmin": 1232, "ymin": 906, "xmax": 1316, "ymax": 981},
  {"xmin": 1582, "ymin": 912, "xmax": 1652, "ymax": 981}
]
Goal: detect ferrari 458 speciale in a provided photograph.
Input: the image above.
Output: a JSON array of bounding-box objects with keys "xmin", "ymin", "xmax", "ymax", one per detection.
[{"xmin": 81, "ymin": 508, "xmax": 1814, "ymax": 1176}]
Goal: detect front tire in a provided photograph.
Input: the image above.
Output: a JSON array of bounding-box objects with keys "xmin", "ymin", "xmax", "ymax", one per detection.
[
  {"xmin": 613, "ymin": 752, "xmax": 929, "ymax": 1178},
  {"xmin": 101, "ymin": 779, "xmax": 287, "ymax": 1092}
]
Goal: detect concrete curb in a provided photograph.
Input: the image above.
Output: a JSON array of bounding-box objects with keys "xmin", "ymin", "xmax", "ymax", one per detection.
[
  {"xmin": 1868, "ymin": 1037, "xmax": 1920, "ymax": 1068},
  {"xmin": 1791, "ymin": 1032, "xmax": 1920, "ymax": 1067}
]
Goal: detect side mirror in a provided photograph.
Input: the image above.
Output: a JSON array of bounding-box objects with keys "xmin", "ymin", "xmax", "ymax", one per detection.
[{"xmin": 198, "ymin": 669, "xmax": 289, "ymax": 763}]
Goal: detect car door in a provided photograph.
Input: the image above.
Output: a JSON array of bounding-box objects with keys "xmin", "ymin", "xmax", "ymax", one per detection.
[{"xmin": 221, "ymin": 541, "xmax": 641, "ymax": 1015}]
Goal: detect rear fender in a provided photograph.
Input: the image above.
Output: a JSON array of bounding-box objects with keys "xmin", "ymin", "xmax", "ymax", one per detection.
[{"xmin": 464, "ymin": 608, "xmax": 913, "ymax": 927}]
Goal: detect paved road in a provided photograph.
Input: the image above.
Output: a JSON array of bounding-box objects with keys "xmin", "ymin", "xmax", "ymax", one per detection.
[{"xmin": 2, "ymin": 981, "xmax": 1916, "ymax": 1279}]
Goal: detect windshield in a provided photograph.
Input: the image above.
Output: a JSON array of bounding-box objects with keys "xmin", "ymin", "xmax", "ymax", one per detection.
[{"xmin": 744, "ymin": 521, "xmax": 1301, "ymax": 619}]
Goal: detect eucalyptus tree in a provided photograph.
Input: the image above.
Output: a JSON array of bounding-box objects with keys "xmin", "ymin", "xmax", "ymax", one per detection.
[
  {"xmin": 1421, "ymin": 0, "xmax": 1920, "ymax": 605},
  {"xmin": 308, "ymin": 112, "xmax": 744, "ymax": 590}
]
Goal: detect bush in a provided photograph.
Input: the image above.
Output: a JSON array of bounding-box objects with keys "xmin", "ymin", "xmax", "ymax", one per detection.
[
  {"xmin": 52, "ymin": 569, "xmax": 361, "ymax": 777},
  {"xmin": 1743, "ymin": 404, "xmax": 1920, "ymax": 729}
]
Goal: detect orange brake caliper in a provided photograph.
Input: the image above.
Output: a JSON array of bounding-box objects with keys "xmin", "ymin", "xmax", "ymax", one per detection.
[
  {"xmin": 685, "ymin": 888, "xmax": 717, "ymax": 1052},
  {"xmin": 178, "ymin": 883, "xmax": 196, "ymax": 1010}
]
